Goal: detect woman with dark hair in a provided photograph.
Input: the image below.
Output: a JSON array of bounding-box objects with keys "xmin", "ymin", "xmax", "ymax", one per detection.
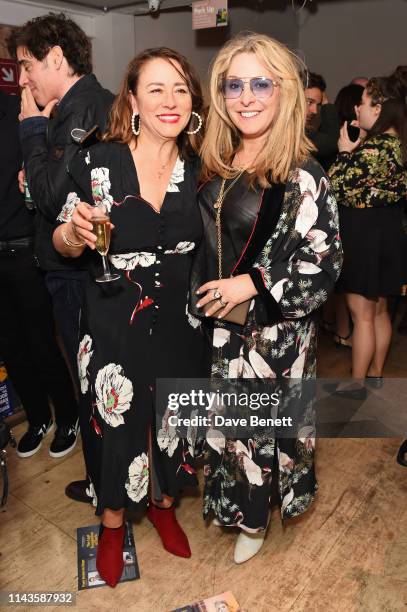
[
  {"xmin": 322, "ymin": 83, "xmax": 365, "ymax": 348},
  {"xmin": 329, "ymin": 72, "xmax": 407, "ymax": 397},
  {"xmin": 53, "ymin": 48, "xmax": 207, "ymax": 586},
  {"xmin": 334, "ymin": 83, "xmax": 364, "ymax": 127}
]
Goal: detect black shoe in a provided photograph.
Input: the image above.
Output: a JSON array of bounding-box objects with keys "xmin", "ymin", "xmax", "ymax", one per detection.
[
  {"xmin": 397, "ymin": 440, "xmax": 407, "ymax": 467},
  {"xmin": 65, "ymin": 478, "xmax": 93, "ymax": 504},
  {"xmin": 49, "ymin": 419, "xmax": 79, "ymax": 458},
  {"xmin": 365, "ymin": 376, "xmax": 384, "ymax": 389},
  {"xmin": 17, "ymin": 419, "xmax": 53, "ymax": 458},
  {"xmin": 332, "ymin": 386, "xmax": 368, "ymax": 401}
]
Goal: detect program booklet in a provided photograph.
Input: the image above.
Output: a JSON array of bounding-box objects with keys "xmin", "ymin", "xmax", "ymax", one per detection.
[
  {"xmin": 77, "ymin": 522, "xmax": 140, "ymax": 590},
  {"xmin": 170, "ymin": 590, "xmax": 241, "ymax": 612}
]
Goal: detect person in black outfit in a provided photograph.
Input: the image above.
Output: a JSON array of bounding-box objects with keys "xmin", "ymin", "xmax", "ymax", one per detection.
[
  {"xmin": 0, "ymin": 90, "xmax": 78, "ymax": 458},
  {"xmin": 7, "ymin": 14, "xmax": 114, "ymax": 492},
  {"xmin": 305, "ymin": 72, "xmax": 340, "ymax": 170}
]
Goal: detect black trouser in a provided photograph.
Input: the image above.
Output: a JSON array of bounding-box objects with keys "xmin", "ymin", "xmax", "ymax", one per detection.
[
  {"xmin": 45, "ymin": 271, "xmax": 87, "ymax": 388},
  {"xmin": 0, "ymin": 245, "xmax": 78, "ymax": 426}
]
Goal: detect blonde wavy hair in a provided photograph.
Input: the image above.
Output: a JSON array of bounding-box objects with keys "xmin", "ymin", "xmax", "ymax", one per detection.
[{"xmin": 200, "ymin": 32, "xmax": 314, "ymax": 186}]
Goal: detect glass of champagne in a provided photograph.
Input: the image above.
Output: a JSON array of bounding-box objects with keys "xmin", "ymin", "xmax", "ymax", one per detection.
[{"xmin": 91, "ymin": 204, "xmax": 120, "ymax": 283}]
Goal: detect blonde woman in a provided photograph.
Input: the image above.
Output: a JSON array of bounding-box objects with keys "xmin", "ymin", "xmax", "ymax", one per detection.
[{"xmin": 190, "ymin": 33, "xmax": 343, "ymax": 563}]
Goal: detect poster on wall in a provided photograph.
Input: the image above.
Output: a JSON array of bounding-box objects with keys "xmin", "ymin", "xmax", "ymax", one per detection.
[{"xmin": 192, "ymin": 0, "xmax": 228, "ymax": 30}]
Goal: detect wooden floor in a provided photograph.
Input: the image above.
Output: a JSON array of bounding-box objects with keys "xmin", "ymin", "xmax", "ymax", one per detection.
[{"xmin": 1, "ymin": 325, "xmax": 407, "ymax": 612}]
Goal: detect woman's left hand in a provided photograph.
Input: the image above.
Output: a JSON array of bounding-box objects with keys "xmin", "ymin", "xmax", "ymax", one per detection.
[
  {"xmin": 338, "ymin": 121, "xmax": 361, "ymax": 153},
  {"xmin": 196, "ymin": 274, "xmax": 258, "ymax": 319}
]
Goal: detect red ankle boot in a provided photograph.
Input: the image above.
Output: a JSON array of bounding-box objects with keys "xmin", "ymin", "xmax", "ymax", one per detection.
[
  {"xmin": 147, "ymin": 504, "xmax": 191, "ymax": 558},
  {"xmin": 96, "ymin": 523, "xmax": 125, "ymax": 587}
]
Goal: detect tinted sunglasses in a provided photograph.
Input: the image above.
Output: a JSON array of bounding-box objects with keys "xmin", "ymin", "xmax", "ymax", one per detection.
[{"xmin": 221, "ymin": 77, "xmax": 279, "ymax": 99}]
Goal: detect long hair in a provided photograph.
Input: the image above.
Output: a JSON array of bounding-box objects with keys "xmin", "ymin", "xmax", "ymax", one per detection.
[
  {"xmin": 103, "ymin": 47, "xmax": 204, "ymax": 158},
  {"xmin": 366, "ymin": 72, "xmax": 407, "ymax": 166},
  {"xmin": 200, "ymin": 32, "xmax": 314, "ymax": 187}
]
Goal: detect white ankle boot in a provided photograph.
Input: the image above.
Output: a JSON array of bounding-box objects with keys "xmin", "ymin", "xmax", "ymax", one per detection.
[{"xmin": 233, "ymin": 530, "xmax": 265, "ymax": 564}]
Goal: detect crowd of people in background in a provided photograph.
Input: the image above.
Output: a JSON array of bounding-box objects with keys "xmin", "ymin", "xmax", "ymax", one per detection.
[{"xmin": 1, "ymin": 11, "xmax": 406, "ymax": 587}]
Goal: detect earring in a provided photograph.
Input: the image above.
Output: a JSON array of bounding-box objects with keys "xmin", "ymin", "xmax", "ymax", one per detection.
[
  {"xmin": 131, "ymin": 112, "xmax": 140, "ymax": 136},
  {"xmin": 185, "ymin": 111, "xmax": 203, "ymax": 135}
]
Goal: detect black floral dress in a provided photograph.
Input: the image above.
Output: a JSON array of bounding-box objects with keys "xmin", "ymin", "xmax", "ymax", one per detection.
[
  {"xmin": 329, "ymin": 133, "xmax": 407, "ymax": 296},
  {"xmin": 58, "ymin": 142, "xmax": 208, "ymax": 515},
  {"xmin": 190, "ymin": 158, "xmax": 342, "ymax": 531}
]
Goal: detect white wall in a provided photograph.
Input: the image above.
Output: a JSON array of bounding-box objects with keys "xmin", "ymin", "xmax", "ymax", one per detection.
[
  {"xmin": 298, "ymin": 0, "xmax": 407, "ymax": 99},
  {"xmin": 0, "ymin": 0, "xmax": 94, "ymax": 35},
  {"xmin": 0, "ymin": 0, "xmax": 135, "ymax": 92},
  {"xmin": 134, "ymin": 4, "xmax": 299, "ymax": 85},
  {"xmin": 92, "ymin": 13, "xmax": 135, "ymax": 92}
]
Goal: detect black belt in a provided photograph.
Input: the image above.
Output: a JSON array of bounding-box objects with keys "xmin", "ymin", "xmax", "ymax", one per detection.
[{"xmin": 0, "ymin": 236, "xmax": 34, "ymax": 252}]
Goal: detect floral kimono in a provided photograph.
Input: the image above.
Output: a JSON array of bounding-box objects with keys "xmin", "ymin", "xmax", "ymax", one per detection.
[{"xmin": 190, "ymin": 157, "xmax": 343, "ymax": 531}]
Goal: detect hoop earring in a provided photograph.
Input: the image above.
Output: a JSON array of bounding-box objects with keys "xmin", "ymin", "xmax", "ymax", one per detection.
[
  {"xmin": 131, "ymin": 112, "xmax": 140, "ymax": 136},
  {"xmin": 185, "ymin": 111, "xmax": 202, "ymax": 135}
]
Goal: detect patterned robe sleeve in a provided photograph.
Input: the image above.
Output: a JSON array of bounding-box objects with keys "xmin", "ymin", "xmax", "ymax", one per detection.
[{"xmin": 252, "ymin": 163, "xmax": 343, "ymax": 322}]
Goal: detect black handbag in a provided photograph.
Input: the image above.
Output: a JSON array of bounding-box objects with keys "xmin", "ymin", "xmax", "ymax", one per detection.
[{"xmin": 0, "ymin": 420, "xmax": 16, "ymax": 506}]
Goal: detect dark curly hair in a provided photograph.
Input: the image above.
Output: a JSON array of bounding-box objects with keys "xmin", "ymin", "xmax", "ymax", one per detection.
[
  {"xmin": 306, "ymin": 72, "xmax": 326, "ymax": 92},
  {"xmin": 7, "ymin": 13, "xmax": 92, "ymax": 76},
  {"xmin": 366, "ymin": 71, "xmax": 407, "ymax": 165}
]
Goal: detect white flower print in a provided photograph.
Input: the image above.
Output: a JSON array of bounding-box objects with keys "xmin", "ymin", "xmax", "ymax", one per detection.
[
  {"xmin": 166, "ymin": 157, "xmax": 185, "ymax": 192},
  {"xmin": 57, "ymin": 192, "xmax": 80, "ymax": 223},
  {"xmin": 109, "ymin": 251, "xmax": 156, "ymax": 270},
  {"xmin": 294, "ymin": 171, "xmax": 328, "ymax": 238},
  {"xmin": 213, "ymin": 327, "xmax": 231, "ymax": 348},
  {"xmin": 297, "ymin": 261, "xmax": 321, "ymax": 275},
  {"xmin": 85, "ymin": 151, "xmax": 91, "ymax": 165},
  {"xmin": 260, "ymin": 325, "xmax": 278, "ymax": 343},
  {"xmin": 157, "ymin": 409, "xmax": 179, "ymax": 457},
  {"xmin": 283, "ymin": 350, "xmax": 306, "ymax": 378},
  {"xmin": 91, "ymin": 167, "xmax": 114, "ymax": 212},
  {"xmin": 234, "ymin": 440, "xmax": 263, "ymax": 486},
  {"xmin": 281, "ymin": 488, "xmax": 295, "ymax": 512},
  {"xmin": 164, "ymin": 242, "xmax": 195, "ymax": 255},
  {"xmin": 125, "ymin": 453, "xmax": 149, "ymax": 502},
  {"xmin": 95, "ymin": 363, "xmax": 133, "ymax": 427},
  {"xmin": 77, "ymin": 334, "xmax": 93, "ymax": 394},
  {"xmin": 279, "ymin": 451, "xmax": 294, "ymax": 471},
  {"xmin": 248, "ymin": 349, "xmax": 276, "ymax": 378},
  {"xmin": 187, "ymin": 409, "xmax": 198, "ymax": 457},
  {"xmin": 306, "ymin": 229, "xmax": 329, "ymax": 254},
  {"xmin": 85, "ymin": 480, "xmax": 98, "ymax": 507},
  {"xmin": 206, "ymin": 428, "xmax": 225, "ymax": 454},
  {"xmin": 270, "ymin": 278, "xmax": 289, "ymax": 303},
  {"xmin": 228, "ymin": 356, "xmax": 255, "ymax": 378},
  {"xmin": 185, "ymin": 301, "xmax": 201, "ymax": 329}
]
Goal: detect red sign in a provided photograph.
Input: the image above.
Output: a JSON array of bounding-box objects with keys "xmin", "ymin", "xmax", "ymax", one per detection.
[{"xmin": 0, "ymin": 58, "xmax": 20, "ymax": 95}]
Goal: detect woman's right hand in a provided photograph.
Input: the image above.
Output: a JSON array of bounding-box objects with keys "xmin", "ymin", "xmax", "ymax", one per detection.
[{"xmin": 71, "ymin": 202, "xmax": 97, "ymax": 250}]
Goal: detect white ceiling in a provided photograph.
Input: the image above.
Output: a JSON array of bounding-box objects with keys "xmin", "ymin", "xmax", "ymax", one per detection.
[{"xmin": 12, "ymin": 0, "xmax": 192, "ymax": 16}]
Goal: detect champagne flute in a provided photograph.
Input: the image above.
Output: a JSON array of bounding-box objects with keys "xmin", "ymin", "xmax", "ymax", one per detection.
[{"xmin": 91, "ymin": 204, "xmax": 120, "ymax": 283}]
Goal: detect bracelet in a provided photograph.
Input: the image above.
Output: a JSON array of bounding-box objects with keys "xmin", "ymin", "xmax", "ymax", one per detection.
[
  {"xmin": 71, "ymin": 221, "xmax": 82, "ymax": 241},
  {"xmin": 61, "ymin": 229, "xmax": 85, "ymax": 248}
]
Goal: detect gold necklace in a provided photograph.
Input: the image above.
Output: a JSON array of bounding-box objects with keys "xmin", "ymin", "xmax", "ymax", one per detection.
[{"xmin": 213, "ymin": 170, "xmax": 245, "ymax": 209}]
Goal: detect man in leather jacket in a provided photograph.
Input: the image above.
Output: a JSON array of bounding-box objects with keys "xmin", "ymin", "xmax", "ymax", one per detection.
[
  {"xmin": 7, "ymin": 13, "xmax": 114, "ymax": 499},
  {"xmin": 0, "ymin": 90, "xmax": 79, "ymax": 461}
]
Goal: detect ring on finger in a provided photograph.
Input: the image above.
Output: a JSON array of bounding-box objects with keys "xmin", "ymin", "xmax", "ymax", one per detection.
[
  {"xmin": 219, "ymin": 297, "xmax": 227, "ymax": 308},
  {"xmin": 213, "ymin": 289, "xmax": 222, "ymax": 300}
]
